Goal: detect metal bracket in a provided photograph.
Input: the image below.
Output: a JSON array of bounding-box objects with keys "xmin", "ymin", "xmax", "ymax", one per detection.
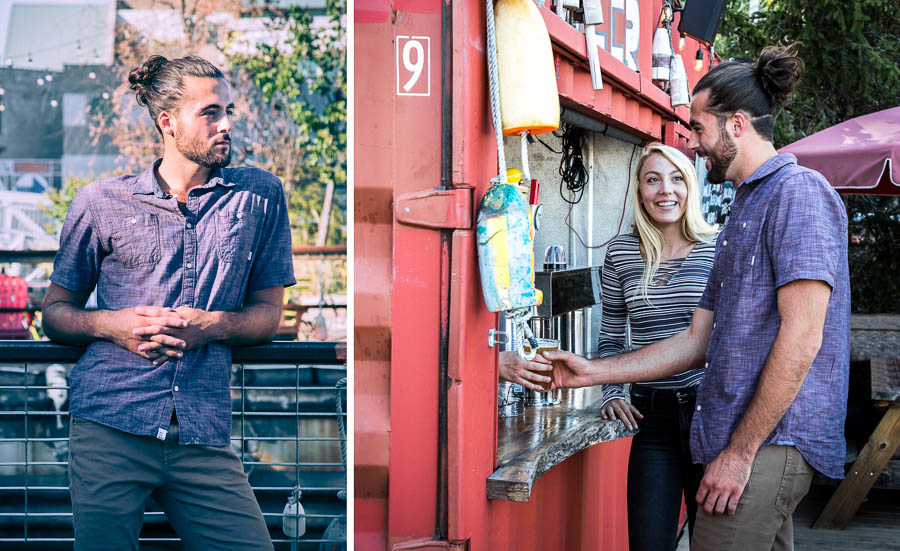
[
  {"xmin": 488, "ymin": 329, "xmax": 508, "ymax": 348},
  {"xmin": 395, "ymin": 188, "xmax": 473, "ymax": 230},
  {"xmin": 532, "ymin": 203, "xmax": 543, "ymax": 231}
]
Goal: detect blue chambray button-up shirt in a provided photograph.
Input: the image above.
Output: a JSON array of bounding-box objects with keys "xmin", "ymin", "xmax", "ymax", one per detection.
[
  {"xmin": 692, "ymin": 154, "xmax": 850, "ymax": 479},
  {"xmin": 51, "ymin": 159, "xmax": 296, "ymax": 446}
]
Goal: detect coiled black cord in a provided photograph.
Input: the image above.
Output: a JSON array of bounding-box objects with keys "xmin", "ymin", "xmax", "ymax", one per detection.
[{"xmin": 558, "ymin": 123, "xmax": 589, "ymax": 204}]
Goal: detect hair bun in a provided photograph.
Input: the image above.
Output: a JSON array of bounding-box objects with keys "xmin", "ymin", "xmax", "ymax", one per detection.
[
  {"xmin": 127, "ymin": 55, "xmax": 169, "ymax": 106},
  {"xmin": 754, "ymin": 45, "xmax": 804, "ymax": 110}
]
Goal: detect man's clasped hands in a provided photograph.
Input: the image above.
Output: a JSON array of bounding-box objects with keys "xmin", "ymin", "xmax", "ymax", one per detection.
[{"xmin": 110, "ymin": 305, "xmax": 219, "ymax": 364}]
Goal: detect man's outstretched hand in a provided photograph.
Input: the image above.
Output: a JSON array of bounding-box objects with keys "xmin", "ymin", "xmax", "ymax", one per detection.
[
  {"xmin": 540, "ymin": 349, "xmax": 596, "ymax": 388},
  {"xmin": 499, "ymin": 350, "xmax": 553, "ymax": 391}
]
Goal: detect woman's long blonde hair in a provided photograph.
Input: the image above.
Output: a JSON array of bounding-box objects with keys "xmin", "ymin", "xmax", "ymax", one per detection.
[{"xmin": 632, "ymin": 143, "xmax": 717, "ymax": 302}]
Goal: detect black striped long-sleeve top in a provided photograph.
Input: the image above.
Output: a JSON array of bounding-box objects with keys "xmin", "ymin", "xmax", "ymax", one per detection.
[{"xmin": 598, "ymin": 232, "xmax": 717, "ymax": 407}]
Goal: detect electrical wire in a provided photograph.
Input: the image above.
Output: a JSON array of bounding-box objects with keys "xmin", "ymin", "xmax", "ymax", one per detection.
[
  {"xmin": 558, "ymin": 123, "xmax": 589, "ymax": 205},
  {"xmin": 1, "ymin": 34, "xmax": 108, "ymax": 64},
  {"xmin": 565, "ymin": 144, "xmax": 639, "ymax": 249},
  {"xmin": 531, "ymin": 132, "xmax": 562, "ymax": 154}
]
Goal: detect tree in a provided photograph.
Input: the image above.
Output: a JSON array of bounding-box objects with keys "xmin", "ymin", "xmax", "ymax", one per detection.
[
  {"xmin": 717, "ymin": 0, "xmax": 899, "ymax": 147},
  {"xmin": 234, "ymin": 0, "xmax": 347, "ymax": 246},
  {"xmin": 80, "ymin": 1, "xmax": 345, "ymax": 246},
  {"xmin": 43, "ymin": 177, "xmax": 91, "ymax": 236},
  {"xmin": 717, "ymin": 0, "xmax": 900, "ymax": 313},
  {"xmin": 86, "ymin": 1, "xmax": 244, "ymax": 175}
]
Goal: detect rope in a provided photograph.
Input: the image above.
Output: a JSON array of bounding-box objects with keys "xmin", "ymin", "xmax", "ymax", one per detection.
[
  {"xmin": 334, "ymin": 377, "xmax": 347, "ymax": 501},
  {"xmin": 520, "ymin": 131, "xmax": 531, "ymax": 194},
  {"xmin": 486, "ymin": 0, "xmax": 508, "ymax": 184},
  {"xmin": 486, "ymin": 1, "xmax": 535, "ymax": 358}
]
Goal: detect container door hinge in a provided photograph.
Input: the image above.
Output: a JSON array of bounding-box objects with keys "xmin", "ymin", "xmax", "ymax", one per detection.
[
  {"xmin": 395, "ymin": 188, "xmax": 472, "ymax": 230},
  {"xmin": 391, "ymin": 538, "xmax": 469, "ymax": 551}
]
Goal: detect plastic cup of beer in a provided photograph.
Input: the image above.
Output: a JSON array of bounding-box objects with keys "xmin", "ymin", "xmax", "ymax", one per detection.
[{"xmin": 522, "ymin": 338, "xmax": 559, "ymax": 391}]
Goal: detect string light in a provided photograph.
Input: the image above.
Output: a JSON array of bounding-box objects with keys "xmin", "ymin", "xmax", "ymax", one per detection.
[
  {"xmin": 661, "ymin": 1, "xmax": 673, "ymax": 22},
  {"xmin": 694, "ymin": 46, "xmax": 704, "ymax": 71},
  {"xmin": 4, "ymin": 59, "xmax": 11, "ymax": 67},
  {"xmin": 0, "ymin": 88, "xmax": 4, "ymax": 95},
  {"xmin": 45, "ymin": 74, "xmax": 53, "ymax": 82},
  {"xmin": 88, "ymin": 71, "xmax": 96, "ymax": 79},
  {"xmin": 0, "ymin": 32, "xmax": 110, "ymax": 66},
  {"xmin": 0, "ymin": 105, "xmax": 5, "ymax": 112},
  {"xmin": 37, "ymin": 78, "xmax": 44, "ymax": 86},
  {"xmin": 102, "ymin": 92, "xmax": 109, "ymax": 100},
  {"xmin": 50, "ymin": 99, "xmax": 58, "ymax": 108}
]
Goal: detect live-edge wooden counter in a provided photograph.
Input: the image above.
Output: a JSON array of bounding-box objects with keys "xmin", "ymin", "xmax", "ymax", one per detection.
[{"xmin": 487, "ymin": 386, "xmax": 638, "ymax": 502}]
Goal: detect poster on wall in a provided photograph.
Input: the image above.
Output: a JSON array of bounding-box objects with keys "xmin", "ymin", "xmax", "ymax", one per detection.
[{"xmin": 696, "ymin": 156, "xmax": 736, "ymax": 227}]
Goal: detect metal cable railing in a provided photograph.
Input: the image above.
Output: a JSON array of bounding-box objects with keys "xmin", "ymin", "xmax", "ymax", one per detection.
[{"xmin": 0, "ymin": 340, "xmax": 347, "ymax": 550}]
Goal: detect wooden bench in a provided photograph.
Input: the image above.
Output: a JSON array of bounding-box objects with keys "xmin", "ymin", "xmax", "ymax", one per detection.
[{"xmin": 814, "ymin": 357, "xmax": 900, "ymax": 529}]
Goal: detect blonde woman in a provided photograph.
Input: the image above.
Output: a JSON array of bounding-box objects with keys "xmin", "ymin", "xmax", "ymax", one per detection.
[{"xmin": 597, "ymin": 144, "xmax": 717, "ymax": 551}]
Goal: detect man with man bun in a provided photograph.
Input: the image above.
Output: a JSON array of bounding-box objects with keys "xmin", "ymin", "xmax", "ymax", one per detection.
[
  {"xmin": 41, "ymin": 55, "xmax": 293, "ymax": 550},
  {"xmin": 545, "ymin": 45, "xmax": 850, "ymax": 550}
]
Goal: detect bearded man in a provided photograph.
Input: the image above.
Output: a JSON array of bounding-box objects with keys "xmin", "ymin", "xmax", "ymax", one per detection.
[
  {"xmin": 42, "ymin": 55, "xmax": 295, "ymax": 551},
  {"xmin": 546, "ymin": 45, "xmax": 850, "ymax": 551}
]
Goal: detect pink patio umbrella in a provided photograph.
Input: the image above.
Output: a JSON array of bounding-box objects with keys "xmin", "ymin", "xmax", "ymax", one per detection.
[{"xmin": 779, "ymin": 106, "xmax": 900, "ymax": 196}]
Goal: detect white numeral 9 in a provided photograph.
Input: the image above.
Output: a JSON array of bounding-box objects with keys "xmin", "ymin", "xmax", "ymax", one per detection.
[{"xmin": 402, "ymin": 40, "xmax": 425, "ymax": 92}]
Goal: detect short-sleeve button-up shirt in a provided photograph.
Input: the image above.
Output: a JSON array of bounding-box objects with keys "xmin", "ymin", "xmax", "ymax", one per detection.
[
  {"xmin": 693, "ymin": 154, "xmax": 850, "ymax": 479},
  {"xmin": 51, "ymin": 159, "xmax": 296, "ymax": 445}
]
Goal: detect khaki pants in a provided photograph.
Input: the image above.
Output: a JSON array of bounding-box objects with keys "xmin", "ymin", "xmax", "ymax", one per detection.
[
  {"xmin": 691, "ymin": 445, "xmax": 814, "ymax": 551},
  {"xmin": 68, "ymin": 416, "xmax": 273, "ymax": 551}
]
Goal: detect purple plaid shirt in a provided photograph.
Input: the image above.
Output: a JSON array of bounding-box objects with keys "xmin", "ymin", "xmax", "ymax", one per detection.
[
  {"xmin": 51, "ymin": 159, "xmax": 295, "ymax": 445},
  {"xmin": 693, "ymin": 154, "xmax": 850, "ymax": 479}
]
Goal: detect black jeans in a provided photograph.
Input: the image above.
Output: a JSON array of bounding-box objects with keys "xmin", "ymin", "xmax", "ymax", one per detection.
[{"xmin": 626, "ymin": 385, "xmax": 704, "ymax": 551}]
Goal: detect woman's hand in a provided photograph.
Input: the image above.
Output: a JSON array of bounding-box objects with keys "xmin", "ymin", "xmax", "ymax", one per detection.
[
  {"xmin": 600, "ymin": 398, "xmax": 643, "ymax": 431},
  {"xmin": 542, "ymin": 349, "xmax": 596, "ymax": 388},
  {"xmin": 499, "ymin": 350, "xmax": 553, "ymax": 391}
]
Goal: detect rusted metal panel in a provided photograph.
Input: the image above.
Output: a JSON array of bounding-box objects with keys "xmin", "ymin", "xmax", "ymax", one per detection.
[
  {"xmin": 484, "ymin": 441, "xmax": 634, "ymax": 550},
  {"xmin": 664, "ymin": 119, "xmax": 694, "ymax": 155},
  {"xmin": 446, "ymin": 229, "xmax": 499, "ymax": 543},
  {"xmin": 355, "ymin": 0, "xmax": 447, "ymax": 546},
  {"xmin": 451, "ymin": 0, "xmax": 495, "ymax": 188},
  {"xmin": 354, "ymin": 0, "xmax": 396, "ymax": 548},
  {"xmin": 387, "ymin": 0, "xmax": 446, "ymax": 534},
  {"xmin": 536, "ymin": 0, "xmax": 718, "ymax": 144}
]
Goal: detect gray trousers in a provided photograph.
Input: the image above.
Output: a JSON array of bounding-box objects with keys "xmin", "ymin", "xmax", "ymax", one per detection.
[
  {"xmin": 691, "ymin": 445, "xmax": 815, "ymax": 551},
  {"xmin": 68, "ymin": 416, "xmax": 273, "ymax": 551}
]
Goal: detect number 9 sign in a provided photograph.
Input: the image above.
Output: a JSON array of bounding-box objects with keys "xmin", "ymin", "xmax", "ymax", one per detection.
[{"xmin": 396, "ymin": 36, "xmax": 431, "ymax": 96}]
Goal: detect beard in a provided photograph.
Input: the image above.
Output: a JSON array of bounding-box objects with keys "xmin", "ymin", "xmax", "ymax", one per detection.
[
  {"xmin": 174, "ymin": 127, "xmax": 231, "ymax": 170},
  {"xmin": 704, "ymin": 119, "xmax": 737, "ymax": 184}
]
